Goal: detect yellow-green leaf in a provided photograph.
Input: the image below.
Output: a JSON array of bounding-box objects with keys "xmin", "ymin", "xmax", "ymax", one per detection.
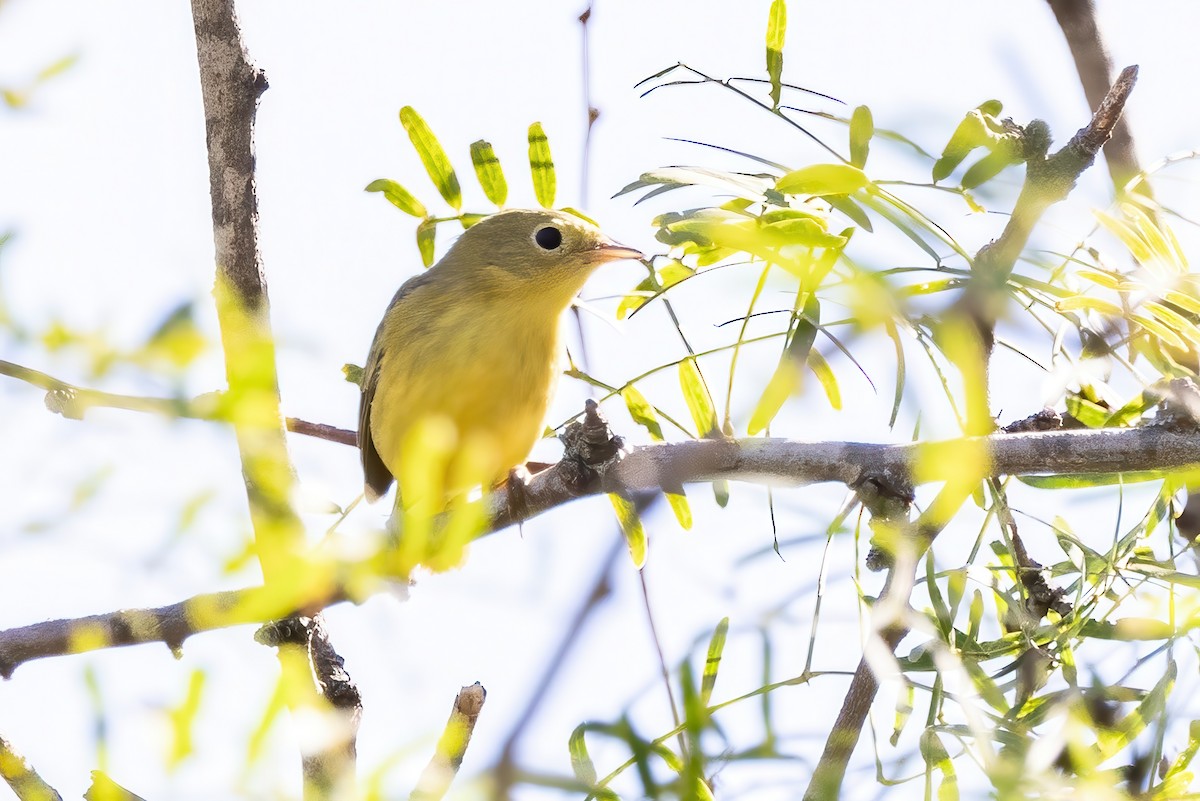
[
  {"xmin": 807, "ymin": 349, "xmax": 841, "ymax": 409},
  {"xmin": 622, "ymin": 385, "xmax": 664, "ymax": 441},
  {"xmin": 700, "ymin": 617, "xmax": 730, "ymax": 705},
  {"xmin": 469, "ymin": 139, "xmax": 507, "ymax": 207},
  {"xmin": 849, "ymin": 105, "xmax": 873, "ymax": 168},
  {"xmin": 667, "ymin": 491, "xmax": 692, "ymax": 530},
  {"xmin": 416, "ymin": 218, "xmax": 436, "ymax": 267},
  {"xmin": 777, "ymin": 163, "xmax": 870, "ymax": 196},
  {"xmin": 399, "ymin": 106, "xmax": 462, "ymax": 211},
  {"xmin": 1055, "ymin": 295, "xmax": 1124, "ymax": 316},
  {"xmin": 765, "ymin": 0, "xmax": 787, "ymax": 108},
  {"xmin": 364, "ymin": 178, "xmax": 427, "ymax": 218},
  {"xmin": 609, "ymin": 493, "xmax": 647, "ymax": 568},
  {"xmin": 528, "ymin": 122, "xmax": 556, "ymax": 208},
  {"xmin": 679, "ymin": 356, "xmax": 719, "ymax": 438},
  {"xmin": 748, "ymin": 357, "xmax": 800, "ymax": 436}
]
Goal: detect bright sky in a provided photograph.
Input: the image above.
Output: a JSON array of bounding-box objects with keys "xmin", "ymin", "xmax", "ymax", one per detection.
[{"xmin": 2, "ymin": 2, "xmax": 1200, "ymax": 799}]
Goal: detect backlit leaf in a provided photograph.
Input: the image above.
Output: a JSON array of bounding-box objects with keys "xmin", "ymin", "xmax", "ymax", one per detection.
[
  {"xmin": 766, "ymin": 0, "xmax": 787, "ymax": 108},
  {"xmin": 679, "ymin": 356, "xmax": 719, "ymax": 438},
  {"xmin": 528, "ymin": 122, "xmax": 556, "ymax": 208},
  {"xmin": 609, "ymin": 493, "xmax": 647, "ymax": 568},
  {"xmin": 777, "ymin": 163, "xmax": 870, "ymax": 196},
  {"xmin": 399, "ymin": 106, "xmax": 462, "ymax": 210},
  {"xmin": 849, "ymin": 105, "xmax": 873, "ymax": 168},
  {"xmin": 469, "ymin": 139, "xmax": 507, "ymax": 207},
  {"xmin": 364, "ymin": 179, "xmax": 427, "ymax": 218},
  {"xmin": 416, "ymin": 218, "xmax": 436, "ymax": 267}
]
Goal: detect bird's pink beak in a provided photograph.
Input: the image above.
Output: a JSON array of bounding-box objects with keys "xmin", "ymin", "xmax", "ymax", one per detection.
[{"xmin": 590, "ymin": 239, "xmax": 645, "ymax": 263}]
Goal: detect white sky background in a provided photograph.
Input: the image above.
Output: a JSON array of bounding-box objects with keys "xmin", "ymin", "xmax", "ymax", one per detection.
[{"xmin": 2, "ymin": 2, "xmax": 1200, "ymax": 799}]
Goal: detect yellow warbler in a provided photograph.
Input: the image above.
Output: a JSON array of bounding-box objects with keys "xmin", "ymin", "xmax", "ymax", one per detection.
[{"xmin": 359, "ymin": 208, "xmax": 642, "ymax": 502}]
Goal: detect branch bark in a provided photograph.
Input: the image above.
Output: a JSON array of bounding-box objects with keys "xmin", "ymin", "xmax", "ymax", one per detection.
[
  {"xmin": 1046, "ymin": 0, "xmax": 1149, "ymax": 196},
  {"xmin": 0, "ymin": 733, "xmax": 63, "ymax": 801}
]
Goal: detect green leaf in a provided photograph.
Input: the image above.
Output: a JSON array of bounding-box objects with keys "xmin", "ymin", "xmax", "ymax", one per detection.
[
  {"xmin": 765, "ymin": 0, "xmax": 787, "ymax": 108},
  {"xmin": 399, "ymin": 106, "xmax": 462, "ymax": 210},
  {"xmin": 777, "ymin": 163, "xmax": 870, "ymax": 196},
  {"xmin": 679, "ymin": 356, "xmax": 719, "ymax": 438},
  {"xmin": 622, "ymin": 385, "xmax": 664, "ymax": 440},
  {"xmin": 700, "ymin": 617, "xmax": 730, "ymax": 705},
  {"xmin": 469, "ymin": 139, "xmax": 507, "ymax": 207},
  {"xmin": 713, "ymin": 480, "xmax": 730, "ymax": 507},
  {"xmin": 919, "ymin": 729, "xmax": 959, "ymax": 801},
  {"xmin": 609, "ymin": 493, "xmax": 647, "ymax": 568},
  {"xmin": 416, "ymin": 218, "xmax": 436, "ymax": 267},
  {"xmin": 364, "ymin": 179, "xmax": 427, "ymax": 218},
  {"xmin": 617, "ymin": 276, "xmax": 656, "ymax": 319},
  {"xmin": 667, "ymin": 491, "xmax": 693, "ymax": 530},
  {"xmin": 849, "ymin": 105, "xmax": 873, "ymax": 168},
  {"xmin": 568, "ymin": 725, "xmax": 598, "ymax": 786},
  {"xmin": 807, "ymin": 349, "xmax": 841, "ymax": 410},
  {"xmin": 748, "ymin": 358, "xmax": 799, "ymax": 436},
  {"xmin": 528, "ymin": 122, "xmax": 556, "ymax": 208}
]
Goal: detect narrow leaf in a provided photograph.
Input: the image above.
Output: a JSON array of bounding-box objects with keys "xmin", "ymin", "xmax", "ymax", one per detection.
[
  {"xmin": 622, "ymin": 385, "xmax": 664, "ymax": 440},
  {"xmin": 766, "ymin": 0, "xmax": 787, "ymax": 108},
  {"xmin": 849, "ymin": 105, "xmax": 873, "ymax": 168},
  {"xmin": 679, "ymin": 356, "xmax": 719, "ymax": 438},
  {"xmin": 416, "ymin": 218, "xmax": 436, "ymax": 267},
  {"xmin": 568, "ymin": 725, "xmax": 598, "ymax": 785},
  {"xmin": 701, "ymin": 617, "xmax": 730, "ymax": 705},
  {"xmin": 399, "ymin": 106, "xmax": 462, "ymax": 210},
  {"xmin": 609, "ymin": 493, "xmax": 647, "ymax": 568},
  {"xmin": 528, "ymin": 122, "xmax": 557, "ymax": 208},
  {"xmin": 469, "ymin": 139, "xmax": 508, "ymax": 207},
  {"xmin": 667, "ymin": 491, "xmax": 693, "ymax": 530},
  {"xmin": 777, "ymin": 163, "xmax": 870, "ymax": 196},
  {"xmin": 807, "ymin": 349, "xmax": 841, "ymax": 410},
  {"xmin": 364, "ymin": 179, "xmax": 427, "ymax": 218},
  {"xmin": 747, "ymin": 358, "xmax": 800, "ymax": 436}
]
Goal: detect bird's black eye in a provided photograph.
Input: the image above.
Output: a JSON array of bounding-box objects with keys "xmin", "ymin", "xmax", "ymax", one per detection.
[{"xmin": 534, "ymin": 226, "xmax": 563, "ymax": 251}]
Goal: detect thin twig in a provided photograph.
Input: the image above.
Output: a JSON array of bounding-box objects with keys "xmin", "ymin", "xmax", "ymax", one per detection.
[
  {"xmin": 410, "ymin": 684, "xmax": 487, "ymax": 801},
  {"xmin": 0, "ymin": 734, "xmax": 63, "ymax": 801},
  {"xmin": 492, "ymin": 531, "xmax": 624, "ymax": 799}
]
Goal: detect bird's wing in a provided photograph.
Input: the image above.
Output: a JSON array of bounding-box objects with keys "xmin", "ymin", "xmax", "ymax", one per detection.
[
  {"xmin": 359, "ymin": 351, "xmax": 392, "ymax": 502},
  {"xmin": 359, "ymin": 272, "xmax": 433, "ymax": 502}
]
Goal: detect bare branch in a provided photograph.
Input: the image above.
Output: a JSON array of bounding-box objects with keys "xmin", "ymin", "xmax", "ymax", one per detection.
[
  {"xmin": 0, "ymin": 734, "xmax": 63, "ymax": 801},
  {"xmin": 257, "ymin": 616, "xmax": 362, "ymax": 800},
  {"xmin": 410, "ymin": 684, "xmax": 487, "ymax": 801},
  {"xmin": 1046, "ymin": 0, "xmax": 1149, "ymax": 195},
  {"xmin": 0, "ymin": 584, "xmax": 353, "ymax": 679}
]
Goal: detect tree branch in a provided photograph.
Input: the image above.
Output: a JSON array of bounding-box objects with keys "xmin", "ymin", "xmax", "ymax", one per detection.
[
  {"xmin": 0, "ymin": 583, "xmax": 355, "ymax": 679},
  {"xmin": 410, "ymin": 683, "xmax": 487, "ymax": 801},
  {"xmin": 0, "ymin": 733, "xmax": 63, "ymax": 801},
  {"xmin": 257, "ymin": 616, "xmax": 362, "ymax": 800},
  {"xmin": 1046, "ymin": 0, "xmax": 1149, "ymax": 196}
]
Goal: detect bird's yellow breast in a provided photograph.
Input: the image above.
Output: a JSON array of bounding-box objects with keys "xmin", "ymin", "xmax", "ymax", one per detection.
[{"xmin": 368, "ymin": 285, "xmax": 562, "ymax": 494}]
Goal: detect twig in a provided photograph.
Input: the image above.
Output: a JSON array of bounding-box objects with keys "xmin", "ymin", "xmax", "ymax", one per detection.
[
  {"xmin": 257, "ymin": 616, "xmax": 362, "ymax": 800},
  {"xmin": 492, "ymin": 532, "xmax": 624, "ymax": 799},
  {"xmin": 410, "ymin": 683, "xmax": 487, "ymax": 801},
  {"xmin": 0, "ymin": 358, "xmax": 357, "ymax": 445},
  {"xmin": 958, "ymin": 65, "xmax": 1137, "ymax": 429},
  {"xmin": 0, "ymin": 583, "xmax": 353, "ymax": 679},
  {"xmin": 0, "ymin": 733, "xmax": 63, "ymax": 801},
  {"xmin": 1046, "ymin": 0, "xmax": 1150, "ymax": 196}
]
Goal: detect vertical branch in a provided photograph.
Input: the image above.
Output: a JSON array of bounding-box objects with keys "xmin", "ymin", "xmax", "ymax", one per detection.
[
  {"xmin": 189, "ymin": 0, "xmax": 303, "ymax": 582},
  {"xmin": 1046, "ymin": 0, "xmax": 1150, "ymax": 197}
]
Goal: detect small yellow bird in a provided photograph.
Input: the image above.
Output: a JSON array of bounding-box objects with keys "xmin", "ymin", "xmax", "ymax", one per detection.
[{"xmin": 359, "ymin": 208, "xmax": 642, "ymax": 503}]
